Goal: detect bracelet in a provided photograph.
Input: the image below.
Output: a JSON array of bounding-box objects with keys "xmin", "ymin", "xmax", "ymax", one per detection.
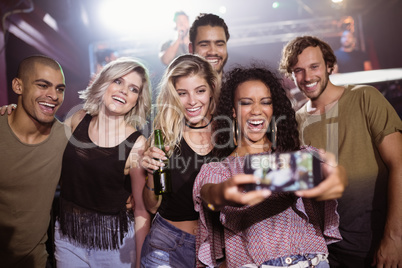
[{"xmin": 145, "ymin": 183, "xmax": 154, "ymax": 191}]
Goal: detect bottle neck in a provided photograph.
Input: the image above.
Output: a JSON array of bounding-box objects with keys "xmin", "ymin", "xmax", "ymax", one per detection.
[{"xmin": 154, "ymin": 129, "xmax": 165, "ymax": 151}]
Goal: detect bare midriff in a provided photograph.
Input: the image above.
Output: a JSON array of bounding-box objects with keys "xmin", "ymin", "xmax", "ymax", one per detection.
[{"xmin": 165, "ymin": 219, "xmax": 198, "ymax": 235}]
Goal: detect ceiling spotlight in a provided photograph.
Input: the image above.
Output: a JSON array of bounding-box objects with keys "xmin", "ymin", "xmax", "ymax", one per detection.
[
  {"xmin": 332, "ymin": 0, "xmax": 343, "ymax": 3},
  {"xmin": 272, "ymin": 1, "xmax": 280, "ymax": 8},
  {"xmin": 219, "ymin": 6, "xmax": 227, "ymax": 14},
  {"xmin": 43, "ymin": 13, "xmax": 58, "ymax": 31}
]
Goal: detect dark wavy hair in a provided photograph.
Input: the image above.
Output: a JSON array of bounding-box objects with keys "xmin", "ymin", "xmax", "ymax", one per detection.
[
  {"xmin": 279, "ymin": 35, "xmax": 337, "ymax": 78},
  {"xmin": 189, "ymin": 13, "xmax": 230, "ymax": 45},
  {"xmin": 212, "ymin": 65, "xmax": 300, "ymax": 158}
]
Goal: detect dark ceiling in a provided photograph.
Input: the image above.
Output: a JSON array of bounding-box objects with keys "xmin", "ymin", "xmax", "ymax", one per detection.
[{"xmin": 1, "ymin": 0, "xmax": 402, "ymax": 117}]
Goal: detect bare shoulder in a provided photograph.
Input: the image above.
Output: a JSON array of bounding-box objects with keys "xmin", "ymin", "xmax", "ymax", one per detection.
[
  {"xmin": 132, "ymin": 134, "xmax": 147, "ymax": 151},
  {"xmin": 65, "ymin": 109, "xmax": 87, "ymax": 131},
  {"xmin": 127, "ymin": 134, "xmax": 147, "ymax": 169}
]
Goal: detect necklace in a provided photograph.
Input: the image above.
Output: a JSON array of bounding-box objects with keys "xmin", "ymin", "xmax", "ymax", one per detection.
[{"xmin": 185, "ymin": 117, "xmax": 213, "ymax": 129}]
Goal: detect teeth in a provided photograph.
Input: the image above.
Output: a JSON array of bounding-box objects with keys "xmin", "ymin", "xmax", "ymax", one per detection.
[
  {"xmin": 39, "ymin": 102, "xmax": 55, "ymax": 108},
  {"xmin": 187, "ymin": 107, "xmax": 201, "ymax": 112},
  {"xmin": 112, "ymin": 96, "xmax": 126, "ymax": 104},
  {"xmin": 306, "ymin": 82, "xmax": 317, "ymax": 88},
  {"xmin": 207, "ymin": 59, "xmax": 218, "ymax": 64},
  {"xmin": 248, "ymin": 120, "xmax": 263, "ymax": 125}
]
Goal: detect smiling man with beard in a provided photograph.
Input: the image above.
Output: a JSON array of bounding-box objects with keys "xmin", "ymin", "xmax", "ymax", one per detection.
[
  {"xmin": 279, "ymin": 35, "xmax": 402, "ymax": 268},
  {"xmin": 189, "ymin": 13, "xmax": 230, "ymax": 82}
]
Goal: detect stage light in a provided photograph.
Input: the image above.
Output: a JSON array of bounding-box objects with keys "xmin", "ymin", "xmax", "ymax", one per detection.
[
  {"xmin": 331, "ymin": 0, "xmax": 344, "ymax": 9},
  {"xmin": 43, "ymin": 13, "xmax": 58, "ymax": 31},
  {"xmin": 97, "ymin": 0, "xmax": 175, "ymax": 35},
  {"xmin": 272, "ymin": 1, "xmax": 280, "ymax": 9}
]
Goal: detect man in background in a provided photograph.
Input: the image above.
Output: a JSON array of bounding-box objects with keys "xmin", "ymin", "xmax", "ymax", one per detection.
[
  {"xmin": 189, "ymin": 13, "xmax": 230, "ymax": 81},
  {"xmin": 159, "ymin": 11, "xmax": 190, "ymax": 66},
  {"xmin": 334, "ymin": 30, "xmax": 373, "ymax": 73}
]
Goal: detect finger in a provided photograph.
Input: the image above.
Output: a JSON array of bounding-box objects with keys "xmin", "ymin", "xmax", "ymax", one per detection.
[
  {"xmin": 0, "ymin": 105, "xmax": 7, "ymax": 115},
  {"xmin": 231, "ymin": 174, "xmax": 259, "ymax": 185},
  {"xmin": 8, "ymin": 104, "xmax": 16, "ymax": 114},
  {"xmin": 141, "ymin": 157, "xmax": 157, "ymax": 170},
  {"xmin": 296, "ymin": 183, "xmax": 343, "ymax": 201},
  {"xmin": 295, "ymin": 177, "xmax": 334, "ymax": 200},
  {"xmin": 149, "ymin": 147, "xmax": 167, "ymax": 160},
  {"xmin": 236, "ymin": 190, "xmax": 271, "ymax": 206},
  {"xmin": 146, "ymin": 157, "xmax": 165, "ymax": 170},
  {"xmin": 320, "ymin": 151, "xmax": 337, "ymax": 167}
]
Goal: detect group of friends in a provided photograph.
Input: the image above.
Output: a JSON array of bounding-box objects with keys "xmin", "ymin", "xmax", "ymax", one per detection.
[{"xmin": 0, "ymin": 12, "xmax": 401, "ymax": 268}]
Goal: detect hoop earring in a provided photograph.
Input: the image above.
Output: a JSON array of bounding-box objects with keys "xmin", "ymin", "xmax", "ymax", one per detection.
[
  {"xmin": 232, "ymin": 118, "xmax": 238, "ymax": 146},
  {"xmin": 270, "ymin": 120, "xmax": 277, "ymax": 150}
]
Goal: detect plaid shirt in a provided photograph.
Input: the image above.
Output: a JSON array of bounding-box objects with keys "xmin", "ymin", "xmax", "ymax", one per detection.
[{"xmin": 193, "ymin": 151, "xmax": 341, "ymax": 268}]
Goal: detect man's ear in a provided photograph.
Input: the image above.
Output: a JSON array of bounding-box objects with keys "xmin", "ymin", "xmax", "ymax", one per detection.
[
  {"xmin": 12, "ymin": 78, "xmax": 23, "ymax": 95},
  {"xmin": 327, "ymin": 63, "xmax": 333, "ymax": 75},
  {"xmin": 188, "ymin": 43, "xmax": 193, "ymax": 54}
]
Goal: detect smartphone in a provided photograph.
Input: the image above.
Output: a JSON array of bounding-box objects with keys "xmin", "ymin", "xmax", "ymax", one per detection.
[{"xmin": 243, "ymin": 150, "xmax": 322, "ymax": 192}]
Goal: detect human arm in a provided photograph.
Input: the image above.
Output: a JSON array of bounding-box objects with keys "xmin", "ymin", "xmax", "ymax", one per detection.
[
  {"xmin": 141, "ymin": 145, "xmax": 169, "ymax": 214},
  {"xmin": 200, "ymin": 174, "xmax": 271, "ymax": 211},
  {"xmin": 372, "ymin": 131, "xmax": 402, "ymax": 267},
  {"xmin": 364, "ymin": 60, "xmax": 373, "ymax": 71},
  {"xmin": 129, "ymin": 135, "xmax": 151, "ymax": 268},
  {"xmin": 159, "ymin": 30, "xmax": 189, "ymax": 65},
  {"xmin": 159, "ymin": 39, "xmax": 182, "ymax": 66},
  {"xmin": 295, "ymin": 150, "xmax": 347, "ymax": 201}
]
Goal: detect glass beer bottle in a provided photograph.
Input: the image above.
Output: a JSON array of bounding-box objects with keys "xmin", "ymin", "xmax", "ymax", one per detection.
[{"xmin": 153, "ymin": 129, "xmax": 172, "ymax": 195}]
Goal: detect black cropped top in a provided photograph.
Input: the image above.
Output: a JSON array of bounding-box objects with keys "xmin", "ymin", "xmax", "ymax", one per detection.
[
  {"xmin": 59, "ymin": 114, "xmax": 141, "ymax": 250},
  {"xmin": 159, "ymin": 138, "xmax": 213, "ymax": 221}
]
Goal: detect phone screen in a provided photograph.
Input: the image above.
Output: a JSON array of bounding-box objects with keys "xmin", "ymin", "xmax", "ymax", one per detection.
[{"xmin": 243, "ymin": 151, "xmax": 322, "ymax": 192}]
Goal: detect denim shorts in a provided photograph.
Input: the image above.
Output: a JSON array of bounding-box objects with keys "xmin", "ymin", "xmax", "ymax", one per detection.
[
  {"xmin": 54, "ymin": 220, "xmax": 136, "ymax": 268},
  {"xmin": 140, "ymin": 213, "xmax": 196, "ymax": 268}
]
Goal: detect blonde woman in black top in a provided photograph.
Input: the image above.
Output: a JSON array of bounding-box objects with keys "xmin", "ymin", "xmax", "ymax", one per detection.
[
  {"xmin": 55, "ymin": 57, "xmax": 151, "ymax": 268},
  {"xmin": 140, "ymin": 54, "xmax": 220, "ymax": 267}
]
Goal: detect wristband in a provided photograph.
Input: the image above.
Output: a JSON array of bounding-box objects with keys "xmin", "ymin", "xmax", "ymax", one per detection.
[{"xmin": 145, "ymin": 183, "xmax": 154, "ymax": 191}]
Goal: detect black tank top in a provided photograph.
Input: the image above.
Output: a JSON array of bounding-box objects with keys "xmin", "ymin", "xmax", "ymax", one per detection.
[
  {"xmin": 59, "ymin": 114, "xmax": 141, "ymax": 249},
  {"xmin": 159, "ymin": 138, "xmax": 213, "ymax": 221}
]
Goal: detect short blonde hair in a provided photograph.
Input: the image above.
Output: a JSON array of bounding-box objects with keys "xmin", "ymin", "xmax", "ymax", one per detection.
[{"xmin": 79, "ymin": 57, "xmax": 151, "ymax": 129}]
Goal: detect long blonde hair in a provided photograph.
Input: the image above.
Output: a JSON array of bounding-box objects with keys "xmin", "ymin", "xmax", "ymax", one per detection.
[
  {"xmin": 79, "ymin": 57, "xmax": 151, "ymax": 130},
  {"xmin": 152, "ymin": 54, "xmax": 219, "ymax": 155}
]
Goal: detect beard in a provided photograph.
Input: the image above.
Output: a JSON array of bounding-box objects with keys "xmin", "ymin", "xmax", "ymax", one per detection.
[
  {"xmin": 309, "ymin": 72, "xmax": 330, "ymax": 101},
  {"xmin": 216, "ymin": 54, "xmax": 228, "ymax": 75}
]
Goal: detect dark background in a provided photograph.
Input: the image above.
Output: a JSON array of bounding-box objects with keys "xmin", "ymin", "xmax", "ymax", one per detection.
[{"xmin": 1, "ymin": 0, "xmax": 402, "ymax": 119}]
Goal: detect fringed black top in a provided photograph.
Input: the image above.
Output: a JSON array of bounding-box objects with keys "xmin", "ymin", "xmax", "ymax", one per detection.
[{"xmin": 59, "ymin": 114, "xmax": 141, "ymax": 250}]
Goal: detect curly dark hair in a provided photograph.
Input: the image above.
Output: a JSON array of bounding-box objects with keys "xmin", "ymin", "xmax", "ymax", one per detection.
[{"xmin": 212, "ymin": 65, "xmax": 300, "ymax": 158}]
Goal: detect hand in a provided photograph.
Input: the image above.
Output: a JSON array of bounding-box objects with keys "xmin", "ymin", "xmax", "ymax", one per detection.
[
  {"xmin": 0, "ymin": 104, "xmax": 17, "ymax": 115},
  {"xmin": 141, "ymin": 146, "xmax": 169, "ymax": 173},
  {"xmin": 125, "ymin": 195, "xmax": 135, "ymax": 210},
  {"xmin": 372, "ymin": 233, "xmax": 402, "ymax": 267},
  {"xmin": 177, "ymin": 28, "xmax": 189, "ymax": 42},
  {"xmin": 221, "ymin": 174, "xmax": 271, "ymax": 207},
  {"xmin": 295, "ymin": 150, "xmax": 347, "ymax": 201}
]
